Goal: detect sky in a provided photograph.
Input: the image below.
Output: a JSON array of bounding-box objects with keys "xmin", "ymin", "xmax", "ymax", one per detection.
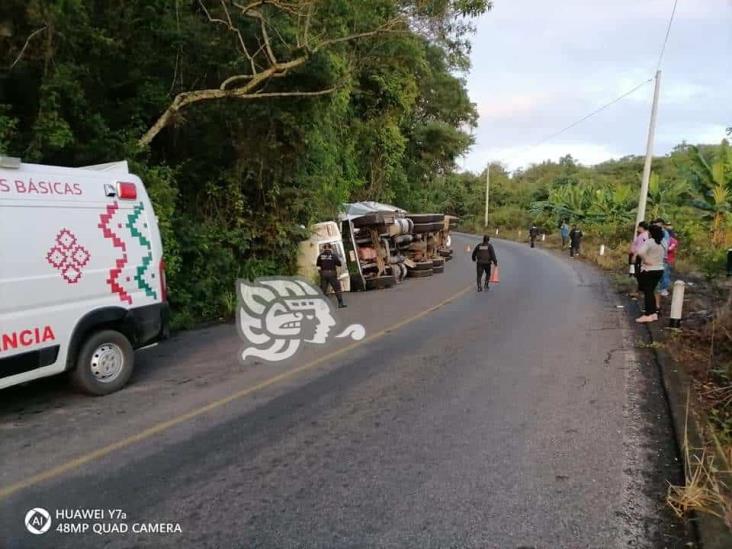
[{"xmin": 461, "ymin": 0, "xmax": 732, "ymax": 172}]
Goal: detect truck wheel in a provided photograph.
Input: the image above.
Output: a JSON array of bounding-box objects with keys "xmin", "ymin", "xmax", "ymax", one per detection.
[
  {"xmin": 70, "ymin": 330, "xmax": 134, "ymax": 395},
  {"xmin": 408, "ymin": 268, "xmax": 433, "ymax": 278},
  {"xmin": 365, "ymin": 275, "xmax": 396, "ymax": 290},
  {"xmin": 352, "ymin": 214, "xmax": 383, "ymax": 227},
  {"xmin": 407, "ymin": 214, "xmax": 443, "ymax": 224}
]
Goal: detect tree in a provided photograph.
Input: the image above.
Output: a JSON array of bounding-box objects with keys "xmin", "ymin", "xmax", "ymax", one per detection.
[
  {"xmin": 0, "ymin": 0, "xmax": 490, "ymax": 324},
  {"xmin": 138, "ymin": 0, "xmax": 489, "ymax": 146}
]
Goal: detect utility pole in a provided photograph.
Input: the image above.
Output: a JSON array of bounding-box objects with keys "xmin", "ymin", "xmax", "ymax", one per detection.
[
  {"xmin": 635, "ymin": 70, "xmax": 662, "ymax": 228},
  {"xmin": 484, "ymin": 163, "xmax": 490, "ymax": 228}
]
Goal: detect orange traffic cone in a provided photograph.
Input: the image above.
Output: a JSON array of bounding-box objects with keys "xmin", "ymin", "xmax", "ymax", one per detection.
[{"xmin": 490, "ymin": 265, "xmax": 500, "ymax": 284}]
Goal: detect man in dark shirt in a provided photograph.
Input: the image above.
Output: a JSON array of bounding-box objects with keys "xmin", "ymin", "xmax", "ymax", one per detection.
[
  {"xmin": 529, "ymin": 225, "xmax": 539, "ymax": 248},
  {"xmin": 471, "ymin": 235, "xmax": 498, "ymax": 292},
  {"xmin": 569, "ymin": 225, "xmax": 583, "ymax": 257},
  {"xmin": 316, "ymin": 243, "xmax": 346, "ymax": 308}
]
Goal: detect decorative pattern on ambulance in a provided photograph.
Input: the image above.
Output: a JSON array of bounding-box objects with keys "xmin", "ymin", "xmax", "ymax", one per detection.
[
  {"xmin": 127, "ymin": 202, "xmax": 157, "ymax": 299},
  {"xmin": 45, "ymin": 228, "xmax": 91, "ymax": 284},
  {"xmin": 98, "ymin": 201, "xmax": 132, "ymax": 304}
]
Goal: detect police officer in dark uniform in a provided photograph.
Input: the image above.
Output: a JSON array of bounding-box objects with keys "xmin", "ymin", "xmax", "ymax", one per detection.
[
  {"xmin": 529, "ymin": 224, "xmax": 539, "ymax": 248},
  {"xmin": 471, "ymin": 235, "xmax": 498, "ymax": 292},
  {"xmin": 316, "ymin": 243, "xmax": 346, "ymax": 308}
]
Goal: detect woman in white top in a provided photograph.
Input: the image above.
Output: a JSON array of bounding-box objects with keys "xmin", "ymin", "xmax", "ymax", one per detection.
[{"xmin": 636, "ymin": 224, "xmax": 665, "ymax": 323}]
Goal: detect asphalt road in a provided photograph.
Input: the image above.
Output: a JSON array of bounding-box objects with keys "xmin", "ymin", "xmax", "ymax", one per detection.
[{"xmin": 0, "ymin": 234, "xmax": 688, "ymax": 548}]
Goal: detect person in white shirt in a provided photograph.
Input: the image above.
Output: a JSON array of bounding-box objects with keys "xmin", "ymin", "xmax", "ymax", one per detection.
[{"xmin": 635, "ymin": 224, "xmax": 665, "ymax": 323}]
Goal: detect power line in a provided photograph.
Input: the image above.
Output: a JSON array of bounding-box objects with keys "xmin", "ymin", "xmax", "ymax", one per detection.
[
  {"xmin": 482, "ymin": 2, "xmax": 676, "ymax": 170},
  {"xmin": 656, "ymin": 0, "xmax": 679, "ymax": 70},
  {"xmin": 498, "ymin": 77, "xmax": 653, "ymax": 164}
]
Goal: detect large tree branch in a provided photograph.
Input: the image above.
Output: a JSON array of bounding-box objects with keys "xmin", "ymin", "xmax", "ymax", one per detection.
[
  {"xmin": 314, "ymin": 23, "xmax": 403, "ymax": 51},
  {"xmin": 233, "ymin": 0, "xmax": 305, "ymax": 18},
  {"xmin": 139, "ymin": 84, "xmax": 335, "ymax": 147},
  {"xmin": 139, "ymin": 55, "xmax": 309, "ymax": 146},
  {"xmin": 138, "ymin": 4, "xmax": 403, "ymax": 147},
  {"xmin": 246, "ymin": 8, "xmax": 278, "ymax": 66},
  {"xmin": 198, "ymin": 0, "xmax": 257, "ymax": 75},
  {"xmin": 8, "ymin": 26, "xmax": 47, "ymax": 70}
]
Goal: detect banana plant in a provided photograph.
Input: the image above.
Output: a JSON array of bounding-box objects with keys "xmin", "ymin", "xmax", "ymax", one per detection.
[
  {"xmin": 529, "ymin": 183, "xmax": 592, "ymax": 220},
  {"xmin": 586, "ymin": 184, "xmax": 636, "ymax": 225},
  {"xmin": 646, "ymin": 172, "xmax": 691, "ymax": 221},
  {"xmin": 689, "ymin": 140, "xmax": 732, "ymax": 246}
]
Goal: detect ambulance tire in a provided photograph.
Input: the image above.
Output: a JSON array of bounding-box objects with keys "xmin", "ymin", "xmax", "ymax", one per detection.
[{"xmin": 70, "ymin": 330, "xmax": 135, "ymax": 395}]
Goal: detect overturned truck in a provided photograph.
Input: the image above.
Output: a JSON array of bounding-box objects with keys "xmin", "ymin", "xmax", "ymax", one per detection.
[{"xmin": 298, "ymin": 202, "xmax": 456, "ymax": 292}]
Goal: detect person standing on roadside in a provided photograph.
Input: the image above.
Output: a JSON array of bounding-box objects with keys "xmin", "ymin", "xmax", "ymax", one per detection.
[
  {"xmin": 316, "ymin": 243, "xmax": 347, "ymax": 308},
  {"xmin": 665, "ymin": 221, "xmax": 679, "ymax": 277},
  {"xmin": 652, "ymin": 218, "xmax": 671, "ymax": 312},
  {"xmin": 636, "ymin": 224, "xmax": 666, "ymax": 323},
  {"xmin": 560, "ymin": 219, "xmax": 570, "ymax": 249},
  {"xmin": 569, "ymin": 224, "xmax": 583, "ymax": 257},
  {"xmin": 529, "ymin": 224, "xmax": 539, "ymax": 248},
  {"xmin": 471, "ymin": 235, "xmax": 498, "ymax": 292},
  {"xmin": 629, "ymin": 221, "xmax": 649, "ymax": 292}
]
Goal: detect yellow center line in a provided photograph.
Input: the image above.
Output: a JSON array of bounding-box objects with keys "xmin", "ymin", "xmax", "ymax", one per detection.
[{"xmin": 0, "ymin": 284, "xmax": 473, "ymax": 501}]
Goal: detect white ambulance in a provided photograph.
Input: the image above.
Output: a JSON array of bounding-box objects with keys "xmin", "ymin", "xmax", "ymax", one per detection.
[{"xmin": 0, "ymin": 157, "xmax": 169, "ymax": 395}]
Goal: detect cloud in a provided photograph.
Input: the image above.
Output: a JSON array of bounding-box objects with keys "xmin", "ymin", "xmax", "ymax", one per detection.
[
  {"xmin": 461, "ymin": 0, "xmax": 732, "ymax": 171},
  {"xmin": 477, "ymin": 93, "xmax": 549, "ymax": 120}
]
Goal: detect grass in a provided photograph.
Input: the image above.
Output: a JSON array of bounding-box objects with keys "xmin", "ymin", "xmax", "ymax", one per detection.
[
  {"xmin": 635, "ymin": 340, "xmax": 665, "ymax": 350},
  {"xmin": 667, "ymin": 395, "xmax": 732, "ymax": 530}
]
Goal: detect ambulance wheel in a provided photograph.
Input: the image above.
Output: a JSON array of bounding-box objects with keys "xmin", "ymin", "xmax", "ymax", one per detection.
[{"xmin": 70, "ymin": 330, "xmax": 134, "ymax": 395}]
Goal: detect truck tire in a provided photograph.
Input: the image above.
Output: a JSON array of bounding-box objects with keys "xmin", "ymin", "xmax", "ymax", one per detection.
[
  {"xmin": 413, "ymin": 261, "xmax": 434, "ymax": 271},
  {"xmin": 70, "ymin": 329, "xmax": 134, "ymax": 395},
  {"xmin": 350, "ymin": 275, "xmax": 366, "ymax": 291},
  {"xmin": 393, "ymin": 234, "xmax": 412, "ymax": 246},
  {"xmin": 407, "ymin": 213, "xmax": 444, "ymax": 224},
  {"xmin": 412, "ymin": 222, "xmax": 438, "ymax": 234},
  {"xmin": 352, "ymin": 214, "xmax": 383, "ymax": 227},
  {"xmin": 365, "ymin": 275, "xmax": 396, "ymax": 290},
  {"xmin": 408, "ymin": 268, "xmax": 433, "ymax": 278}
]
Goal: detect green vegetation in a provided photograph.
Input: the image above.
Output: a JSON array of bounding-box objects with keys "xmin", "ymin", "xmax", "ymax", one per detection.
[
  {"xmin": 1, "ymin": 2, "xmax": 729, "ymax": 318},
  {"xmin": 443, "ymin": 143, "xmax": 732, "ymax": 274},
  {"xmin": 0, "ymin": 0, "xmax": 489, "ymax": 326}
]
